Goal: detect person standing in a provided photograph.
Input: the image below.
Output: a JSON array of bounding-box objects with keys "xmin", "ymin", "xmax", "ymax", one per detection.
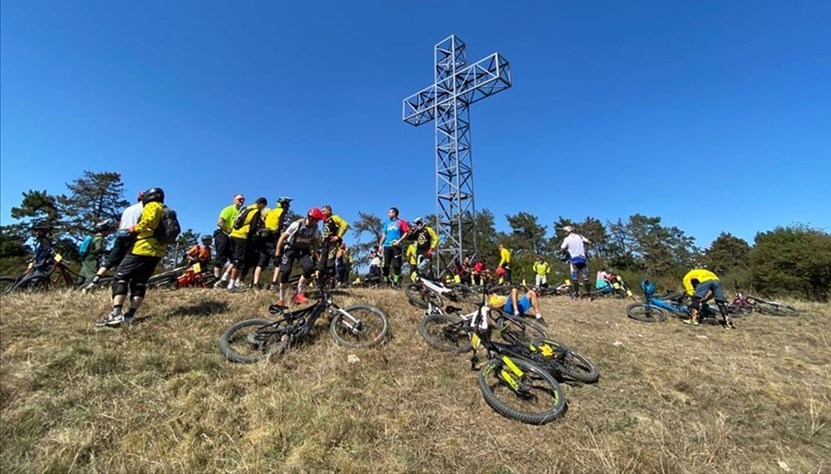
[
  {"xmin": 377, "ymin": 207, "xmax": 410, "ymax": 286},
  {"xmin": 214, "ymin": 194, "xmax": 245, "ymax": 286},
  {"xmin": 497, "ymin": 244, "xmax": 512, "ymax": 284},
  {"xmin": 227, "ymin": 197, "xmax": 267, "ymax": 291},
  {"xmin": 96, "ymin": 188, "xmax": 167, "ymax": 327},
  {"xmin": 532, "ymin": 257, "xmax": 551, "ymax": 287},
  {"xmin": 409, "ymin": 217, "xmax": 439, "ymax": 280},
  {"xmin": 257, "ymin": 197, "xmax": 292, "ymax": 290},
  {"xmin": 560, "ymin": 225, "xmax": 592, "ymax": 299},
  {"xmin": 275, "ymin": 208, "xmax": 324, "ymax": 305},
  {"xmin": 318, "ymin": 205, "xmax": 350, "ymax": 282},
  {"xmin": 79, "ymin": 220, "xmax": 112, "ymax": 285},
  {"xmin": 84, "ymin": 192, "xmax": 144, "ymax": 288}
]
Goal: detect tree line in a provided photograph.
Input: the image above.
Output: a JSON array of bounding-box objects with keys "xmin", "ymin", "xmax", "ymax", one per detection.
[{"xmin": 2, "ymin": 170, "xmax": 829, "ymax": 301}]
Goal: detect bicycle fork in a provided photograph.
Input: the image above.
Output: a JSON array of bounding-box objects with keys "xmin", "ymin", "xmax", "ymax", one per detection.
[{"xmin": 331, "ymin": 308, "xmax": 363, "ymax": 335}]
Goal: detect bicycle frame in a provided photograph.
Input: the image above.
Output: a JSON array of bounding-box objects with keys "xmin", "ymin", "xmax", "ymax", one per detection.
[{"xmin": 255, "ymin": 290, "xmax": 366, "ymax": 343}]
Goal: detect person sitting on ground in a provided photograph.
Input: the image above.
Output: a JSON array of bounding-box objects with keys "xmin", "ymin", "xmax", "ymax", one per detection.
[
  {"xmin": 488, "ymin": 288, "xmax": 546, "ymax": 325},
  {"xmin": 186, "ymin": 235, "xmax": 213, "ymax": 269},
  {"xmin": 367, "ymin": 250, "xmax": 383, "ymax": 283},
  {"xmin": 682, "ymin": 268, "xmax": 735, "ymax": 329}
]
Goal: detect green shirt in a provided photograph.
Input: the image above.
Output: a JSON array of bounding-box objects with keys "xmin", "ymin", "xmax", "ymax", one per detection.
[{"xmin": 218, "ymin": 205, "xmax": 241, "ymax": 235}]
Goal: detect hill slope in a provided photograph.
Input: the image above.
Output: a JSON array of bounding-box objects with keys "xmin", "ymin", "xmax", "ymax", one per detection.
[{"xmin": 1, "ymin": 289, "xmax": 828, "ymax": 473}]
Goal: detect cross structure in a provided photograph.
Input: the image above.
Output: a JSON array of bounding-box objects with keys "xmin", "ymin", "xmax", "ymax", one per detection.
[{"xmin": 402, "ymin": 35, "xmax": 511, "ymax": 272}]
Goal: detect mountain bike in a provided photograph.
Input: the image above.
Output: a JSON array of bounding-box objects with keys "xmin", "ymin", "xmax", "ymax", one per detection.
[
  {"xmin": 2, "ymin": 253, "xmax": 111, "ymax": 293},
  {"xmin": 147, "ymin": 263, "xmax": 217, "ymax": 290},
  {"xmin": 590, "ymin": 275, "xmax": 635, "ymax": 300},
  {"xmin": 219, "ymin": 286, "xmax": 390, "ymax": 363},
  {"xmin": 404, "ymin": 275, "xmax": 480, "ymax": 309},
  {"xmin": 626, "ymin": 280, "xmax": 725, "ymax": 324},
  {"xmin": 745, "ymin": 295, "xmax": 799, "ymax": 317},
  {"xmin": 420, "ymin": 303, "xmax": 597, "ymax": 384}
]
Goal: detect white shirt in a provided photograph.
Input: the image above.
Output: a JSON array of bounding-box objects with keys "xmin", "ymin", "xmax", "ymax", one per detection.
[
  {"xmin": 370, "ymin": 256, "xmax": 381, "ymax": 266},
  {"xmin": 119, "ymin": 202, "xmax": 144, "ymax": 230},
  {"xmin": 561, "ymin": 233, "xmax": 589, "ymax": 258}
]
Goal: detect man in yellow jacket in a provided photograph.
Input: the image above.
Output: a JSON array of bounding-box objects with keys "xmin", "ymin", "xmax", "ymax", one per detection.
[
  {"xmin": 532, "ymin": 258, "xmax": 551, "ymax": 287},
  {"xmin": 227, "ymin": 197, "xmax": 268, "ymax": 290},
  {"xmin": 682, "ymin": 268, "xmax": 735, "ymax": 328},
  {"xmin": 97, "ymin": 187, "xmax": 167, "ymax": 327},
  {"xmin": 498, "ymin": 244, "xmax": 512, "ymax": 283},
  {"xmin": 256, "ymin": 197, "xmax": 292, "ymax": 290}
]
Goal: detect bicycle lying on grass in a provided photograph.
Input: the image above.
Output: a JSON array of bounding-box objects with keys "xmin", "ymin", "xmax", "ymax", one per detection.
[
  {"xmin": 404, "ymin": 275, "xmax": 482, "ymax": 309},
  {"xmin": 219, "ymin": 285, "xmax": 389, "ymax": 363},
  {"xmin": 146, "ymin": 263, "xmax": 217, "ymax": 290},
  {"xmin": 626, "ymin": 280, "xmax": 736, "ymax": 324},
  {"xmin": 419, "ymin": 286, "xmax": 598, "ymax": 424},
  {"xmin": 730, "ymin": 289, "xmax": 799, "ymax": 317}
]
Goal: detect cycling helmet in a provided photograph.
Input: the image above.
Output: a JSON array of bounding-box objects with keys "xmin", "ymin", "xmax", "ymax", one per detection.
[
  {"xmin": 142, "ymin": 187, "xmax": 165, "ymax": 205},
  {"xmin": 307, "ymin": 208, "xmax": 326, "ymax": 221},
  {"xmin": 495, "ymin": 267, "xmax": 506, "ymax": 277},
  {"xmin": 277, "ymin": 196, "xmax": 293, "ymax": 208},
  {"xmin": 413, "ymin": 216, "xmax": 424, "ymax": 227},
  {"xmin": 201, "ymin": 235, "xmax": 212, "ymax": 243},
  {"xmin": 93, "ymin": 219, "xmax": 113, "ymax": 233}
]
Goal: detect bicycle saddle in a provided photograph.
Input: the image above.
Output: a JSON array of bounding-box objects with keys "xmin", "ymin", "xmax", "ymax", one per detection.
[{"xmin": 445, "ymin": 305, "xmax": 463, "ymax": 314}]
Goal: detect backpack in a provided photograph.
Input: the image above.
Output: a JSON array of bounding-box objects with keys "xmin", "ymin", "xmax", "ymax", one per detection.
[
  {"xmin": 153, "ymin": 206, "xmax": 181, "ymax": 245},
  {"xmin": 233, "ymin": 207, "xmax": 254, "ymax": 230},
  {"xmin": 78, "ymin": 235, "xmax": 94, "ymax": 257}
]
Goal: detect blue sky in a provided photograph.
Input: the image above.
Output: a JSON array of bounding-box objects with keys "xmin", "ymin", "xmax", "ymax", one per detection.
[{"xmin": 2, "ymin": 0, "xmax": 830, "ymax": 250}]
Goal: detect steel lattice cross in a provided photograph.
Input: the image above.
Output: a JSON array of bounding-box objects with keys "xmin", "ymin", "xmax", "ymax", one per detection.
[{"xmin": 403, "ymin": 35, "xmax": 511, "ymax": 272}]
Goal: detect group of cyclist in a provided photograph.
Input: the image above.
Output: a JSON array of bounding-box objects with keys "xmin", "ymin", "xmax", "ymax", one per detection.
[{"xmin": 13, "ymin": 193, "xmax": 736, "ymax": 330}]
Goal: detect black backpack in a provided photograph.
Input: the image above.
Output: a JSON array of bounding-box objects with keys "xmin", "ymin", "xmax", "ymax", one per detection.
[
  {"xmin": 233, "ymin": 207, "xmax": 254, "ymax": 230},
  {"xmin": 153, "ymin": 206, "xmax": 181, "ymax": 245}
]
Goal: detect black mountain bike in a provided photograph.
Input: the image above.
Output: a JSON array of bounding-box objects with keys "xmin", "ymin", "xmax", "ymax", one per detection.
[{"xmin": 219, "ymin": 287, "xmax": 390, "ymax": 363}]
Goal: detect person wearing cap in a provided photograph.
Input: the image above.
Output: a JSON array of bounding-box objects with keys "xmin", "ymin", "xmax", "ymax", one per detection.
[
  {"xmin": 409, "ymin": 217, "xmax": 439, "ymax": 280},
  {"xmin": 378, "ymin": 207, "xmax": 410, "ymax": 286},
  {"xmin": 214, "ymin": 194, "xmax": 246, "ymax": 285},
  {"xmin": 85, "ymin": 191, "xmax": 144, "ymax": 289},
  {"xmin": 275, "ymin": 208, "xmax": 325, "ymax": 305},
  {"xmin": 318, "ymin": 205, "xmax": 350, "ymax": 281},
  {"xmin": 488, "ymin": 288, "xmax": 546, "ymax": 325},
  {"xmin": 256, "ymin": 197, "xmax": 293, "ymax": 291},
  {"xmin": 226, "ymin": 197, "xmax": 268, "ymax": 291},
  {"xmin": 497, "ymin": 244, "xmax": 512, "ymax": 284},
  {"xmin": 560, "ymin": 225, "xmax": 593, "ymax": 300}
]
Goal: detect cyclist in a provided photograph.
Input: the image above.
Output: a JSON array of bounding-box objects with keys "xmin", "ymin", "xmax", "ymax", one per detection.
[
  {"xmin": 275, "ymin": 208, "xmax": 325, "ymax": 305},
  {"xmin": 472, "ymin": 260, "xmax": 487, "ymax": 286},
  {"xmin": 560, "ymin": 225, "xmax": 592, "ymax": 300},
  {"xmin": 85, "ymin": 192, "xmax": 144, "ymax": 288},
  {"xmin": 186, "ymin": 235, "xmax": 213, "ymax": 269},
  {"xmin": 682, "ymin": 268, "xmax": 735, "ymax": 329},
  {"xmin": 335, "ymin": 242, "xmax": 352, "ymax": 286},
  {"xmin": 318, "ymin": 205, "xmax": 350, "ymax": 280},
  {"xmin": 458, "ymin": 256, "xmax": 472, "ymax": 285},
  {"xmin": 532, "ymin": 257, "xmax": 551, "ymax": 287},
  {"xmin": 257, "ymin": 197, "xmax": 292, "ymax": 291},
  {"xmin": 213, "ymin": 194, "xmax": 245, "ymax": 287},
  {"xmin": 497, "ymin": 244, "xmax": 512, "ymax": 283},
  {"xmin": 377, "ymin": 207, "xmax": 410, "ymax": 286},
  {"xmin": 226, "ymin": 197, "xmax": 267, "ymax": 291},
  {"xmin": 405, "ymin": 242, "xmax": 418, "ymax": 280},
  {"xmin": 96, "ymin": 187, "xmax": 167, "ymax": 327},
  {"xmin": 409, "ymin": 217, "xmax": 439, "ymax": 280},
  {"xmin": 367, "ymin": 249, "xmax": 383, "ymax": 284},
  {"xmin": 79, "ymin": 220, "xmax": 112, "ymax": 285},
  {"xmin": 488, "ymin": 288, "xmax": 546, "ymax": 325}
]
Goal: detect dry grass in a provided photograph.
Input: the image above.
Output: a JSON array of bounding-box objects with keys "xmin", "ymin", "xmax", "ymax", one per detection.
[{"xmin": 1, "ymin": 288, "xmax": 829, "ymax": 473}]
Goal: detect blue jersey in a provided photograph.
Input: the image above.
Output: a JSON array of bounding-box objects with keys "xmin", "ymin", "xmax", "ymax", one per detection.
[{"xmin": 382, "ymin": 219, "xmax": 410, "ymax": 247}]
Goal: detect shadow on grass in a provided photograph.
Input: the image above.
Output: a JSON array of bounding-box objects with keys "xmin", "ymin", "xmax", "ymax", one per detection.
[{"xmin": 168, "ymin": 300, "xmax": 230, "ymax": 318}]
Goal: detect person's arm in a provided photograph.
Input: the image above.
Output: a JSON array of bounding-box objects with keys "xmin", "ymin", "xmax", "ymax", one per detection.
[
  {"xmin": 333, "ymin": 215, "xmax": 350, "ymax": 239},
  {"xmin": 428, "ymin": 227, "xmax": 439, "ymax": 253},
  {"xmin": 683, "ymin": 273, "xmax": 695, "ymax": 296},
  {"xmin": 276, "ymin": 223, "xmax": 297, "ymax": 257}
]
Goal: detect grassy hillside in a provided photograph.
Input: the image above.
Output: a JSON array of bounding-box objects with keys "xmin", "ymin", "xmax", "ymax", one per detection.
[{"xmin": 1, "ymin": 288, "xmax": 828, "ymax": 473}]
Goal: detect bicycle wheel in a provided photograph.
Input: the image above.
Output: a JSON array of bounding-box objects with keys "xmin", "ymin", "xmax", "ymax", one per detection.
[
  {"xmin": 757, "ymin": 302, "xmax": 799, "ymax": 317},
  {"xmin": 419, "ymin": 312, "xmax": 471, "ymax": 353},
  {"xmin": 531, "ymin": 338, "xmax": 599, "ymax": 384},
  {"xmin": 494, "ymin": 313, "xmax": 548, "ymax": 344},
  {"xmin": 626, "ymin": 303, "xmax": 668, "ymax": 322},
  {"xmin": 478, "ymin": 356, "xmax": 566, "ymax": 425},
  {"xmin": 219, "ymin": 318, "xmax": 283, "ymax": 363},
  {"xmin": 149, "ymin": 274, "xmax": 179, "ymax": 290},
  {"xmin": 449, "ymin": 284, "xmax": 484, "ymax": 306},
  {"xmin": 329, "ymin": 304, "xmax": 389, "ymax": 348},
  {"xmin": 404, "ymin": 282, "xmax": 442, "ymax": 309}
]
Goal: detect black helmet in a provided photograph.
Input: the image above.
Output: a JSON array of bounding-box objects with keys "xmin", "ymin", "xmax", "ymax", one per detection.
[
  {"xmin": 142, "ymin": 187, "xmax": 165, "ymax": 204},
  {"xmin": 277, "ymin": 196, "xmax": 293, "ymax": 208},
  {"xmin": 93, "ymin": 219, "xmax": 113, "ymax": 233},
  {"xmin": 201, "ymin": 234, "xmax": 212, "ymax": 243}
]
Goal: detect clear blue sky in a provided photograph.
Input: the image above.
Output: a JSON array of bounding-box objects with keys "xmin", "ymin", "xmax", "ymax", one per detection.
[{"xmin": 2, "ymin": 0, "xmax": 830, "ymax": 250}]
